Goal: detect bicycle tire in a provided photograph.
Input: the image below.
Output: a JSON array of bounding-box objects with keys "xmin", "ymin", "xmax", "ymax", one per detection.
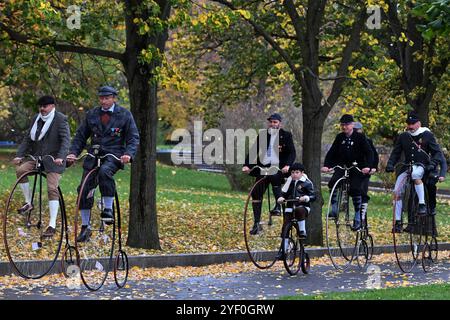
[
  {"xmin": 392, "ymin": 182, "xmax": 422, "ymax": 273},
  {"xmin": 282, "ymin": 221, "xmax": 301, "ymax": 276},
  {"xmin": 243, "ymin": 177, "xmax": 282, "ymax": 269},
  {"xmin": 75, "ymin": 168, "xmax": 115, "ymax": 291},
  {"xmin": 325, "ymin": 177, "xmax": 358, "ymax": 270},
  {"xmin": 3, "ymin": 170, "xmax": 65, "ymax": 279}
]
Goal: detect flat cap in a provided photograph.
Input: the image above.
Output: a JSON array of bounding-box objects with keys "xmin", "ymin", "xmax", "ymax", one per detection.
[{"xmin": 97, "ymin": 86, "xmax": 118, "ymax": 96}]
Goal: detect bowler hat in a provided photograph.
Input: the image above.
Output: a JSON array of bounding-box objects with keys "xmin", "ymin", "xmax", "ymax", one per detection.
[
  {"xmin": 340, "ymin": 114, "xmax": 354, "ymax": 124},
  {"xmin": 37, "ymin": 95, "xmax": 55, "ymax": 106},
  {"xmin": 406, "ymin": 111, "xmax": 420, "ymax": 124}
]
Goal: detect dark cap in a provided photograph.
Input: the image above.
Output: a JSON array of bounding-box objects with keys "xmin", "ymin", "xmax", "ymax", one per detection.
[
  {"xmin": 37, "ymin": 95, "xmax": 55, "ymax": 106},
  {"xmin": 290, "ymin": 162, "xmax": 305, "ymax": 172},
  {"xmin": 340, "ymin": 114, "xmax": 354, "ymax": 124},
  {"xmin": 97, "ymin": 86, "xmax": 118, "ymax": 97},
  {"xmin": 353, "ymin": 121, "xmax": 363, "ymax": 129},
  {"xmin": 406, "ymin": 111, "xmax": 420, "ymax": 124},
  {"xmin": 267, "ymin": 113, "xmax": 282, "ymax": 122}
]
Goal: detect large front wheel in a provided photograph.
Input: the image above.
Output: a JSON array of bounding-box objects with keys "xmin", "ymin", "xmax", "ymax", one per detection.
[
  {"xmin": 243, "ymin": 177, "xmax": 283, "ymax": 269},
  {"xmin": 392, "ymin": 183, "xmax": 422, "ymax": 273},
  {"xmin": 3, "ymin": 171, "xmax": 64, "ymax": 279},
  {"xmin": 75, "ymin": 169, "xmax": 116, "ymax": 291},
  {"xmin": 325, "ymin": 178, "xmax": 358, "ymax": 270}
]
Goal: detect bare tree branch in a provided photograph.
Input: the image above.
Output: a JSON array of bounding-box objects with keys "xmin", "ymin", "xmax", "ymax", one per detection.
[{"xmin": 0, "ymin": 22, "xmax": 125, "ymax": 62}]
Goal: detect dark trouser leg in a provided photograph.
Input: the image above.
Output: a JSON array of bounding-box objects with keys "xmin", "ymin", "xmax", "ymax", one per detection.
[
  {"xmin": 269, "ymin": 171, "xmax": 283, "ymax": 213},
  {"xmin": 295, "ymin": 206, "xmax": 308, "ymax": 237},
  {"xmin": 349, "ymin": 171, "xmax": 364, "ymax": 228},
  {"xmin": 328, "ymin": 169, "xmax": 344, "ymax": 217},
  {"xmin": 360, "ymin": 176, "xmax": 370, "ymax": 224},
  {"xmin": 426, "ymin": 179, "xmax": 437, "ymax": 213},
  {"xmin": 98, "ymin": 160, "xmax": 121, "ymax": 197},
  {"xmin": 251, "ymin": 176, "xmax": 269, "ymax": 223}
]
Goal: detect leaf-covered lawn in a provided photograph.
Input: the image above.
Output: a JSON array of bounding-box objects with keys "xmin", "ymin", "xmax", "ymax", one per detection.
[{"xmin": 0, "ymin": 161, "xmax": 448, "ymax": 262}]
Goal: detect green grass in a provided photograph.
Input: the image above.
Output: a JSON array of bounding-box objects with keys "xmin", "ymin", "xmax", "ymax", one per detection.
[{"xmin": 283, "ymin": 283, "xmax": 450, "ymax": 300}]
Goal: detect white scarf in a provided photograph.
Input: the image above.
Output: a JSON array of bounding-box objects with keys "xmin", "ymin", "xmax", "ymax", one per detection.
[
  {"xmin": 282, "ymin": 174, "xmax": 308, "ymax": 193},
  {"xmin": 409, "ymin": 127, "xmax": 430, "ymax": 137},
  {"xmin": 30, "ymin": 108, "xmax": 56, "ymax": 141}
]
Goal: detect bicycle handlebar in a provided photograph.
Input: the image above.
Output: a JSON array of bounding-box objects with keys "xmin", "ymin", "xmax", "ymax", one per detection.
[
  {"xmin": 329, "ymin": 165, "xmax": 363, "ymax": 173},
  {"xmin": 248, "ymin": 165, "xmax": 281, "ymax": 171},
  {"xmin": 246, "ymin": 165, "xmax": 281, "ymax": 176},
  {"xmin": 69, "ymin": 153, "xmax": 122, "ymax": 162},
  {"xmin": 25, "ymin": 154, "xmax": 57, "ymax": 162},
  {"xmin": 279, "ymin": 198, "xmax": 302, "ymax": 203}
]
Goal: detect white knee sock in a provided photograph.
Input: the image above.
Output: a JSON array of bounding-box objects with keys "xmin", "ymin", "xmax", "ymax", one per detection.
[
  {"xmin": 298, "ymin": 220, "xmax": 306, "ymax": 232},
  {"xmin": 414, "ymin": 184, "xmax": 425, "ymax": 204},
  {"xmin": 284, "ymin": 238, "xmax": 289, "ymax": 250},
  {"xmin": 395, "ymin": 200, "xmax": 402, "ymax": 221},
  {"xmin": 102, "ymin": 197, "xmax": 114, "ymax": 209},
  {"xmin": 80, "ymin": 209, "xmax": 91, "ymax": 227},
  {"xmin": 19, "ymin": 183, "xmax": 32, "ymax": 204},
  {"xmin": 48, "ymin": 200, "xmax": 59, "ymax": 229},
  {"xmin": 361, "ymin": 203, "xmax": 368, "ymax": 220}
]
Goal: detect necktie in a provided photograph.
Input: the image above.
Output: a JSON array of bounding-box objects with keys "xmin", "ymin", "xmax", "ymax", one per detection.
[
  {"xmin": 35, "ymin": 119, "xmax": 45, "ymax": 140},
  {"xmin": 101, "ymin": 110, "xmax": 111, "ymax": 125}
]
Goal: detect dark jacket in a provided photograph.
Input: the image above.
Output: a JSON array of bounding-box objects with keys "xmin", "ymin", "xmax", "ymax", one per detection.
[
  {"xmin": 244, "ymin": 128, "xmax": 296, "ymax": 175},
  {"xmin": 281, "ymin": 176, "xmax": 316, "ymax": 209},
  {"xmin": 387, "ymin": 129, "xmax": 443, "ymax": 174},
  {"xmin": 17, "ymin": 111, "xmax": 70, "ymax": 174},
  {"xmin": 69, "ymin": 104, "xmax": 140, "ymax": 169},
  {"xmin": 324, "ymin": 131, "xmax": 374, "ymax": 169}
]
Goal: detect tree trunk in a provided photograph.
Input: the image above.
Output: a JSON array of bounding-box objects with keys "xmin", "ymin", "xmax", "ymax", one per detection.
[
  {"xmin": 125, "ymin": 68, "xmax": 161, "ymax": 249},
  {"xmin": 301, "ymin": 91, "xmax": 326, "ymax": 246},
  {"xmin": 123, "ymin": 0, "xmax": 171, "ymax": 249}
]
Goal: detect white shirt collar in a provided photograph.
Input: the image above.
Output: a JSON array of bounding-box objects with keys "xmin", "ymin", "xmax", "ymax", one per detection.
[{"xmin": 101, "ymin": 104, "xmax": 115, "ymax": 113}]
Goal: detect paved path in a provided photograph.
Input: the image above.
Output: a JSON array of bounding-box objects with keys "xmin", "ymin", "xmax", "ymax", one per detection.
[{"xmin": 1, "ymin": 260, "xmax": 449, "ymax": 300}]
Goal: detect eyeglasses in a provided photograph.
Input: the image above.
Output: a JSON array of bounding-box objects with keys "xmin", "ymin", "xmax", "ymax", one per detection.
[{"xmin": 39, "ymin": 104, "xmax": 52, "ymax": 109}]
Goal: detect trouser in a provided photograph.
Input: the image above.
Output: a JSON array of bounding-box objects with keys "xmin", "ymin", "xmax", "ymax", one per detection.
[
  {"xmin": 393, "ymin": 166, "xmax": 426, "ymax": 220},
  {"xmin": 16, "ymin": 160, "xmax": 61, "ymax": 200},
  {"xmin": 77, "ymin": 159, "xmax": 121, "ymax": 210},
  {"xmin": 426, "ymin": 176, "xmax": 439, "ymax": 212},
  {"xmin": 328, "ymin": 168, "xmax": 364, "ymax": 222},
  {"xmin": 282, "ymin": 205, "xmax": 309, "ymax": 235},
  {"xmin": 361, "ymin": 175, "xmax": 371, "ymax": 220},
  {"xmin": 251, "ymin": 171, "xmax": 283, "ymax": 223}
]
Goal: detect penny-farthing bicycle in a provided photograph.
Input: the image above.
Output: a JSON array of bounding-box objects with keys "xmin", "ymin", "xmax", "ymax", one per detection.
[
  {"xmin": 325, "ymin": 164, "xmax": 374, "ymax": 270},
  {"xmin": 71, "ymin": 147, "xmax": 128, "ymax": 291},
  {"xmin": 391, "ymin": 162, "xmax": 438, "ymax": 273},
  {"xmin": 243, "ymin": 166, "xmax": 284, "ymax": 269},
  {"xmin": 3, "ymin": 155, "xmax": 74, "ymax": 279},
  {"xmin": 280, "ymin": 198, "xmax": 310, "ymax": 276}
]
